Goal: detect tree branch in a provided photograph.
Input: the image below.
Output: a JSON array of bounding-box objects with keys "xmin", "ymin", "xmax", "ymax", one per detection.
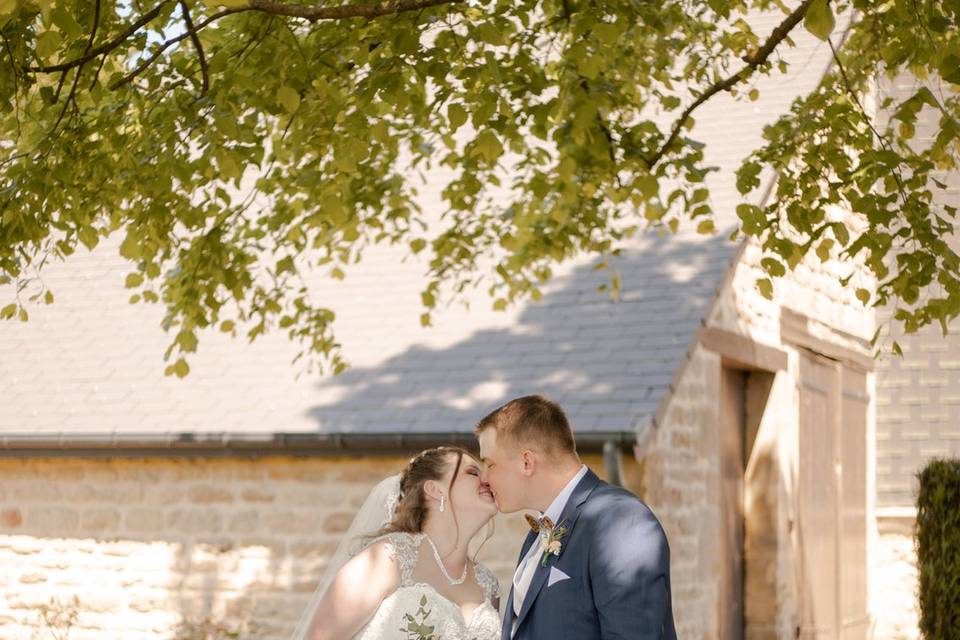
[
  {"xmin": 179, "ymin": 0, "xmax": 209, "ymax": 97},
  {"xmin": 30, "ymin": 0, "xmax": 462, "ymax": 92},
  {"xmin": 29, "ymin": 0, "xmax": 173, "ymax": 73},
  {"xmin": 50, "ymin": 0, "xmax": 102, "ymax": 137},
  {"xmin": 244, "ymin": 0, "xmax": 463, "ymax": 21},
  {"xmin": 0, "ymin": 32, "xmax": 21, "ymax": 135},
  {"xmin": 109, "ymin": 8, "xmax": 237, "ymax": 90},
  {"xmin": 646, "ymin": 0, "xmax": 816, "ymax": 168},
  {"xmin": 827, "ymin": 36, "xmax": 911, "ymax": 199}
]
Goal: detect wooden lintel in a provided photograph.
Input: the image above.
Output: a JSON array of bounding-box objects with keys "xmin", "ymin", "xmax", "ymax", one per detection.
[{"xmin": 699, "ymin": 326, "xmax": 789, "ymax": 372}]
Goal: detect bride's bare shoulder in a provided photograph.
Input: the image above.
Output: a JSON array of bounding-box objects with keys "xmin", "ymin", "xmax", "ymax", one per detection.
[{"xmin": 332, "ymin": 537, "xmax": 405, "ymax": 596}]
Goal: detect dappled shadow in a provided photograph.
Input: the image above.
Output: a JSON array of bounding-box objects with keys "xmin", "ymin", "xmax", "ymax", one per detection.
[{"xmin": 307, "ymin": 229, "xmax": 738, "ymax": 434}]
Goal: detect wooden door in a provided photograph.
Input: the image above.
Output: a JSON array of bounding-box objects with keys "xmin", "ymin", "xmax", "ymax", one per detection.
[
  {"xmin": 839, "ymin": 368, "xmax": 870, "ymax": 639},
  {"xmin": 797, "ymin": 351, "xmax": 869, "ymax": 640},
  {"xmin": 798, "ymin": 352, "xmax": 840, "ymax": 640}
]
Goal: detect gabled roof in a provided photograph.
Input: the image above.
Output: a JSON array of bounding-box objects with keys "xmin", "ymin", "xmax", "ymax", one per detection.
[{"xmin": 304, "ymin": 230, "xmax": 735, "ymax": 436}]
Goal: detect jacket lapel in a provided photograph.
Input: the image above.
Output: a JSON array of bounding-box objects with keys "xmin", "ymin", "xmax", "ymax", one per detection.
[{"xmin": 513, "ymin": 469, "xmax": 601, "ymax": 634}]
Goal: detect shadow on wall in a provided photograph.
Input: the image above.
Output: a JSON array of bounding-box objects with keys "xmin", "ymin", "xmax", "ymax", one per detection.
[{"xmin": 306, "ymin": 230, "xmax": 737, "ymax": 434}]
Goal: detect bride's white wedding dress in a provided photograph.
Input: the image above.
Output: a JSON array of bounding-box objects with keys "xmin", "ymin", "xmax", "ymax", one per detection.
[{"xmin": 354, "ymin": 532, "xmax": 502, "ymax": 640}]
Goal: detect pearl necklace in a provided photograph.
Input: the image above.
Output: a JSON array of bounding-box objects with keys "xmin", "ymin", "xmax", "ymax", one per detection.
[{"xmin": 423, "ymin": 534, "xmax": 468, "ymax": 585}]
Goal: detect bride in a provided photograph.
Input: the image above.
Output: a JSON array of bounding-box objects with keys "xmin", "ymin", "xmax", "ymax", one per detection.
[{"xmin": 291, "ymin": 446, "xmax": 503, "ymax": 640}]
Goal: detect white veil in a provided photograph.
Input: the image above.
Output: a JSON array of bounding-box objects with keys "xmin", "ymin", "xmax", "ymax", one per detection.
[{"xmin": 289, "ymin": 474, "xmax": 402, "ymax": 640}]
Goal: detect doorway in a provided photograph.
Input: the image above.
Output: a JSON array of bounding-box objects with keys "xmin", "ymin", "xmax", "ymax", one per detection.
[{"xmin": 720, "ymin": 367, "xmax": 777, "ymax": 640}]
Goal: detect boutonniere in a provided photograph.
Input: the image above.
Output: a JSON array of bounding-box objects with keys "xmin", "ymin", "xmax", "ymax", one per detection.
[{"xmin": 537, "ymin": 516, "xmax": 567, "ymax": 567}]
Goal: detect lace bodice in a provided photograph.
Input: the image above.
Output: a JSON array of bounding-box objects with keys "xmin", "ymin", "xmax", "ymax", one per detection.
[{"xmin": 353, "ymin": 532, "xmax": 501, "ymax": 640}]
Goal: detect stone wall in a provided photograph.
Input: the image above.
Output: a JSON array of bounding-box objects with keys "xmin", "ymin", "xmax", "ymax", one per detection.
[
  {"xmin": 641, "ymin": 345, "xmax": 722, "ymax": 640},
  {"xmin": 0, "ymin": 452, "xmax": 644, "ymax": 639}
]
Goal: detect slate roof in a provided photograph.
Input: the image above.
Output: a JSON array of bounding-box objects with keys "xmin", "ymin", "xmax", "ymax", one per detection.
[{"xmin": 0, "ymin": 13, "xmax": 834, "ymax": 444}]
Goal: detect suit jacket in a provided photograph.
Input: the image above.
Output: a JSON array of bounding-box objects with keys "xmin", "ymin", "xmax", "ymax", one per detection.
[{"xmin": 502, "ymin": 469, "xmax": 677, "ymax": 640}]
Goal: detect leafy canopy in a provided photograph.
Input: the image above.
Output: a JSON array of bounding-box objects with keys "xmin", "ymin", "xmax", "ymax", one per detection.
[{"xmin": 0, "ymin": 0, "xmax": 958, "ymax": 375}]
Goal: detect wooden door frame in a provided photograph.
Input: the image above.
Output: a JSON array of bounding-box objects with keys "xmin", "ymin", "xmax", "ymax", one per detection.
[{"xmin": 701, "ymin": 326, "xmax": 788, "ymax": 640}]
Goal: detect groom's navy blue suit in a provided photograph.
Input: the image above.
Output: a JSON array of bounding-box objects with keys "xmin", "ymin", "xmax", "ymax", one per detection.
[{"xmin": 502, "ymin": 469, "xmax": 677, "ymax": 640}]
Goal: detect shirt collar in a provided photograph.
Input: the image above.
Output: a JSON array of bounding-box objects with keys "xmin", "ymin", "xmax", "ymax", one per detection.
[{"xmin": 541, "ymin": 464, "xmax": 589, "ymax": 524}]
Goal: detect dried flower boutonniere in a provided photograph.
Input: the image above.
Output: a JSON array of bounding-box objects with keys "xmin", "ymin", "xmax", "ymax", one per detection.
[{"xmin": 537, "ymin": 516, "xmax": 568, "ymax": 567}]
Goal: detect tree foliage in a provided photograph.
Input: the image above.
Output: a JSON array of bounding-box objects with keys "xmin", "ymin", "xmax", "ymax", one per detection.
[{"xmin": 0, "ymin": 0, "xmax": 957, "ymax": 375}]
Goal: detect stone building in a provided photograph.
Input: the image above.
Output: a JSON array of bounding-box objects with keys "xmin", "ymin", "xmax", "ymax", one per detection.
[{"xmin": 0, "ymin": 14, "xmax": 930, "ymax": 640}]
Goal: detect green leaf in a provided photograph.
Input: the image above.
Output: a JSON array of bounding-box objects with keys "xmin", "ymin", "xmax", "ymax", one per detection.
[
  {"xmin": 831, "ymin": 222, "xmax": 850, "ymax": 246},
  {"xmin": 218, "ymin": 152, "xmax": 242, "ymax": 180},
  {"xmin": 125, "ymin": 273, "xmax": 144, "ymax": 288},
  {"xmin": 177, "ymin": 330, "xmax": 198, "ymax": 353},
  {"xmin": 804, "ymin": 0, "xmax": 835, "ymax": 41},
  {"xmin": 78, "ymin": 226, "xmax": 99, "ymax": 250},
  {"xmin": 815, "ymin": 239, "xmax": 834, "ymax": 262},
  {"xmin": 448, "ymin": 103, "xmax": 468, "ymax": 131},
  {"xmin": 761, "ymin": 257, "xmax": 786, "ymax": 277},
  {"xmin": 119, "ymin": 234, "xmax": 140, "ymax": 260},
  {"xmin": 756, "ymin": 278, "xmax": 774, "ymax": 300},
  {"xmin": 474, "ymin": 130, "xmax": 503, "ymax": 164},
  {"xmin": 938, "ymin": 53, "xmax": 960, "ymax": 85},
  {"xmin": 165, "ymin": 358, "xmax": 191, "ymax": 378},
  {"xmin": 410, "ymin": 239, "xmax": 427, "ymax": 254},
  {"xmin": 50, "ymin": 7, "xmax": 82, "ymax": 39},
  {"xmin": 277, "ymin": 86, "xmax": 300, "ymax": 113},
  {"xmin": 696, "ymin": 220, "xmax": 715, "ymax": 235},
  {"xmin": 36, "ymin": 30, "xmax": 62, "ymax": 60},
  {"xmin": 736, "ymin": 203, "xmax": 765, "ymax": 234},
  {"xmin": 855, "ymin": 288, "xmax": 870, "ymax": 305},
  {"xmin": 0, "ymin": 303, "xmax": 16, "ymax": 320},
  {"xmin": 637, "ymin": 174, "xmax": 658, "ymax": 199},
  {"xmin": 34, "ymin": 0, "xmax": 53, "ymax": 22},
  {"xmin": 492, "ymin": 298, "xmax": 508, "ymax": 311}
]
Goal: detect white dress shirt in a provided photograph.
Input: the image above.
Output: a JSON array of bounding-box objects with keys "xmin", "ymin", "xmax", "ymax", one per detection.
[{"xmin": 511, "ymin": 464, "xmax": 588, "ymax": 634}]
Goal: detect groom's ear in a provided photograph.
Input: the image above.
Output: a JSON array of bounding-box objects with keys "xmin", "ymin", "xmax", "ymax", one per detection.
[{"xmin": 520, "ymin": 449, "xmax": 537, "ymax": 476}]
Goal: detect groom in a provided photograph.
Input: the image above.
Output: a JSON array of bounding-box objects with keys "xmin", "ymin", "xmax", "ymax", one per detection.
[{"xmin": 476, "ymin": 395, "xmax": 677, "ymax": 640}]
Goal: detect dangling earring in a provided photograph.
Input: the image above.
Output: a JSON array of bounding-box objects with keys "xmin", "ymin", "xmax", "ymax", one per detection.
[{"xmin": 439, "ymin": 495, "xmax": 445, "ymax": 513}]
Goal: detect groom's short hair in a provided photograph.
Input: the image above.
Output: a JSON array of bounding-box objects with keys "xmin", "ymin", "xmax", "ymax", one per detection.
[{"xmin": 475, "ymin": 395, "xmax": 577, "ymax": 456}]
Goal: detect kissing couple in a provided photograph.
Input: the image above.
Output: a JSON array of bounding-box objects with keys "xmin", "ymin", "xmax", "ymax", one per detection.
[{"xmin": 291, "ymin": 395, "xmax": 677, "ymax": 640}]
